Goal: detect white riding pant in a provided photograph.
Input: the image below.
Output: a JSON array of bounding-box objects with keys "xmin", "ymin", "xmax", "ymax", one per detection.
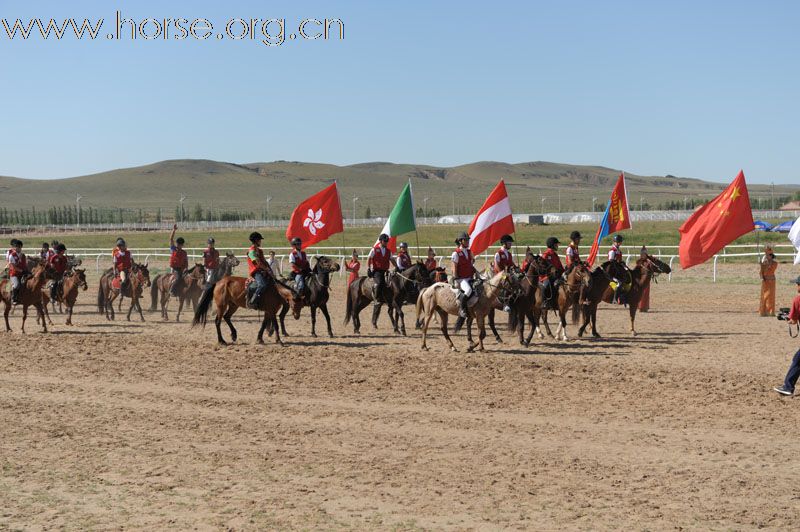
[
  {"xmin": 457, "ymin": 278, "xmax": 472, "ymax": 297},
  {"xmin": 10, "ymin": 276, "xmax": 20, "ymax": 290}
]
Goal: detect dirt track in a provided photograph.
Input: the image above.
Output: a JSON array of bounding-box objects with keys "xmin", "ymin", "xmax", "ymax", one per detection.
[{"xmin": 2, "ymin": 267, "xmax": 800, "ymax": 530}]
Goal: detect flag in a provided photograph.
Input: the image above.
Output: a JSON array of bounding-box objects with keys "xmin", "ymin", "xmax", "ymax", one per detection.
[
  {"xmin": 376, "ymin": 181, "xmax": 416, "ymax": 252},
  {"xmin": 678, "ymin": 170, "xmax": 754, "ymax": 269},
  {"xmin": 468, "ymin": 180, "xmax": 515, "ymax": 256},
  {"xmin": 286, "ymin": 182, "xmax": 344, "ymax": 249},
  {"xmin": 587, "ymin": 173, "xmax": 631, "ymax": 266},
  {"xmin": 788, "ymin": 216, "xmax": 800, "ymax": 265}
]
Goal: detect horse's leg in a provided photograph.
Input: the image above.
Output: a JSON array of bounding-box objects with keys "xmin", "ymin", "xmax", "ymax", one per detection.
[
  {"xmin": 3, "ymin": 300, "xmax": 11, "ymax": 332},
  {"xmin": 279, "ymin": 303, "xmax": 290, "ymax": 337},
  {"xmin": 36, "ymin": 303, "xmax": 47, "ymax": 332},
  {"xmin": 310, "ymin": 305, "xmax": 318, "ymax": 338},
  {"xmin": 272, "ymin": 316, "xmax": 283, "ymax": 346},
  {"xmin": 161, "ymin": 291, "xmax": 170, "ymax": 321},
  {"xmin": 107, "ymin": 292, "xmax": 117, "ymax": 321},
  {"xmin": 394, "ymin": 299, "xmax": 406, "ymax": 336},
  {"xmin": 591, "ymin": 304, "xmax": 601, "ymax": 338},
  {"xmin": 541, "ymin": 308, "xmax": 555, "ymax": 338},
  {"xmin": 44, "ymin": 302, "xmax": 53, "ymax": 326},
  {"xmin": 176, "ymin": 296, "xmax": 185, "ymax": 323},
  {"xmin": 477, "ymin": 314, "xmax": 487, "ymax": 352},
  {"xmin": 488, "ymin": 308, "xmax": 502, "ymax": 344},
  {"xmin": 524, "ymin": 308, "xmax": 537, "ymax": 347},
  {"xmin": 320, "ymin": 303, "xmax": 334, "ymax": 338},
  {"xmin": 224, "ymin": 307, "xmax": 237, "ymax": 343},
  {"xmin": 439, "ymin": 310, "xmax": 457, "ymax": 352},
  {"xmin": 136, "ymin": 296, "xmax": 146, "ymax": 322},
  {"xmin": 214, "ymin": 303, "xmax": 227, "ymax": 345},
  {"xmin": 371, "ymin": 303, "xmax": 381, "ymax": 329},
  {"xmin": 257, "ymin": 313, "xmax": 268, "ymax": 344},
  {"xmin": 465, "ymin": 317, "xmax": 474, "ymax": 349},
  {"xmin": 66, "ymin": 303, "xmax": 74, "ymax": 326},
  {"xmin": 421, "ymin": 305, "xmax": 435, "ymax": 351},
  {"xmin": 21, "ymin": 304, "xmax": 28, "ymax": 334},
  {"xmin": 629, "ymin": 304, "xmax": 637, "ymax": 337}
]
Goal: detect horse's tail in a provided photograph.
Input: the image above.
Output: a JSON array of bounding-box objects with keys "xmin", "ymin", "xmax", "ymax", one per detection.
[
  {"xmin": 571, "ymin": 300, "xmax": 581, "ymax": 324},
  {"xmin": 344, "ymin": 282, "xmax": 353, "ymax": 325},
  {"xmin": 96, "ymin": 281, "xmax": 105, "ymax": 314},
  {"xmin": 149, "ymin": 275, "xmax": 160, "ymax": 311},
  {"xmin": 415, "ymin": 287, "xmax": 426, "ymax": 324},
  {"xmin": 508, "ymin": 309, "xmax": 519, "ymax": 332},
  {"xmin": 192, "ymin": 282, "xmax": 216, "ymax": 328}
]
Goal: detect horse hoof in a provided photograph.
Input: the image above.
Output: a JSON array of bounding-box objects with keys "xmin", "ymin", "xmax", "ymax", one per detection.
[
  {"xmin": 631, "ymin": 331, "xmax": 637, "ymax": 337},
  {"xmin": 219, "ymin": 341, "xmax": 228, "ymax": 346},
  {"xmin": 593, "ymin": 333, "xmax": 601, "ymax": 338},
  {"xmin": 311, "ymin": 333, "xmax": 318, "ymax": 338}
]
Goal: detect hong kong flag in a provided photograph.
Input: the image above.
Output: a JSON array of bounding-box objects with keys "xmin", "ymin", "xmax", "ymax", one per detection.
[{"xmin": 286, "ymin": 182, "xmax": 344, "ymax": 249}]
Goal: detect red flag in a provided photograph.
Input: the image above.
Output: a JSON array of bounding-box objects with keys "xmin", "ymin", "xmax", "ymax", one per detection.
[
  {"xmin": 678, "ymin": 170, "xmax": 753, "ymax": 269},
  {"xmin": 468, "ymin": 180, "xmax": 515, "ymax": 256},
  {"xmin": 286, "ymin": 183, "xmax": 344, "ymax": 249},
  {"xmin": 587, "ymin": 173, "xmax": 631, "ymax": 266}
]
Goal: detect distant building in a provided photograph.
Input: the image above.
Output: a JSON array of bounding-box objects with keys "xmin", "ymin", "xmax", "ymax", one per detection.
[{"xmin": 778, "ymin": 200, "xmax": 800, "ymax": 211}]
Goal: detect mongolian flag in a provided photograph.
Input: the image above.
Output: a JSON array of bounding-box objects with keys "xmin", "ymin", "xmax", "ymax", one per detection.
[
  {"xmin": 678, "ymin": 171, "xmax": 754, "ymax": 269},
  {"xmin": 468, "ymin": 180, "xmax": 515, "ymax": 256},
  {"xmin": 376, "ymin": 181, "xmax": 416, "ymax": 252},
  {"xmin": 586, "ymin": 173, "xmax": 631, "ymax": 266},
  {"xmin": 286, "ymin": 182, "xmax": 344, "ymax": 249}
]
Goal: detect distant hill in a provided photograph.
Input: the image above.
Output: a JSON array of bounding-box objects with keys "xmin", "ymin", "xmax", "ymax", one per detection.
[{"xmin": 0, "ymin": 159, "xmax": 795, "ymax": 217}]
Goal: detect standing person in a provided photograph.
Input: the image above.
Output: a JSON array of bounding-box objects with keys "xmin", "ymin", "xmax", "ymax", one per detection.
[
  {"xmin": 289, "ymin": 237, "xmax": 311, "ymax": 301},
  {"xmin": 773, "ymin": 276, "xmax": 800, "ymax": 396},
  {"xmin": 759, "ymin": 246, "xmax": 778, "ymax": 317},
  {"xmin": 367, "ymin": 234, "xmax": 393, "ymax": 304},
  {"xmin": 202, "ymin": 237, "xmax": 220, "ymax": 283},
  {"xmin": 48, "ymin": 243, "xmax": 69, "ymax": 301},
  {"xmin": 266, "ymin": 250, "xmax": 280, "ymax": 275},
  {"xmin": 395, "ymin": 242, "xmax": 412, "ymax": 272},
  {"xmin": 40, "ymin": 242, "xmax": 54, "ymax": 262},
  {"xmin": 6, "ymin": 239, "xmax": 28, "ymax": 305},
  {"xmin": 112, "ymin": 238, "xmax": 132, "ymax": 289},
  {"xmin": 540, "ymin": 237, "xmax": 565, "ymax": 310},
  {"xmin": 637, "ymin": 246, "xmax": 651, "ymax": 312},
  {"xmin": 493, "ymin": 234, "xmax": 516, "ymax": 273},
  {"xmin": 169, "ymin": 224, "xmax": 188, "ymax": 297},
  {"xmin": 247, "ymin": 232, "xmax": 273, "ymax": 308},
  {"xmin": 451, "ymin": 232, "xmax": 476, "ymax": 318},
  {"xmin": 346, "ymin": 249, "xmax": 361, "ymax": 288},
  {"xmin": 565, "ymin": 231, "xmax": 582, "ymax": 267}
]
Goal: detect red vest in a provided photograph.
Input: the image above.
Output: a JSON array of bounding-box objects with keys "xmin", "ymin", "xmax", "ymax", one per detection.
[
  {"xmin": 290, "ymin": 249, "xmax": 309, "ymax": 273},
  {"xmin": 565, "ymin": 243, "xmax": 581, "ymax": 267},
  {"xmin": 248, "ymin": 245, "xmax": 266, "ymax": 276},
  {"xmin": 113, "ymin": 249, "xmax": 132, "ymax": 272},
  {"xmin": 540, "ymin": 248, "xmax": 564, "ymax": 282},
  {"xmin": 494, "ymin": 247, "xmax": 514, "ymax": 272},
  {"xmin": 170, "ymin": 248, "xmax": 188, "ymax": 269},
  {"xmin": 203, "ymin": 247, "xmax": 219, "ymax": 269},
  {"xmin": 424, "ymin": 257, "xmax": 437, "ymax": 271},
  {"xmin": 453, "ymin": 248, "xmax": 474, "ymax": 279},
  {"xmin": 7, "ymin": 249, "xmax": 26, "ymax": 276},
  {"xmin": 370, "ymin": 246, "xmax": 391, "ymax": 271},
  {"xmin": 609, "ymin": 244, "xmax": 623, "ymax": 262},
  {"xmin": 396, "ymin": 252, "xmax": 412, "ymax": 270},
  {"xmin": 49, "ymin": 253, "xmax": 68, "ymax": 274}
]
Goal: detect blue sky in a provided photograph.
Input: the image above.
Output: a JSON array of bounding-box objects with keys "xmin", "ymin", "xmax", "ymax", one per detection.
[{"xmin": 1, "ymin": 0, "xmax": 798, "ymax": 184}]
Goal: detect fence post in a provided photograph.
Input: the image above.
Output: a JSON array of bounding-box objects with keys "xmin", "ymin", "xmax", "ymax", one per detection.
[
  {"xmin": 713, "ymin": 255, "xmax": 718, "ymax": 283},
  {"xmin": 668, "ymin": 256, "xmax": 675, "ymax": 282}
]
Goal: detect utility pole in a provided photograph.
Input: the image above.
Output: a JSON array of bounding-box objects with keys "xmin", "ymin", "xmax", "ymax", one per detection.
[
  {"xmin": 683, "ymin": 196, "xmax": 688, "ymax": 211},
  {"xmin": 352, "ymin": 195, "xmax": 359, "ymax": 225},
  {"xmin": 452, "ymin": 191, "xmax": 455, "ymax": 216},
  {"xmin": 266, "ymin": 196, "xmax": 272, "ymax": 221},
  {"xmin": 423, "ymin": 197, "xmax": 429, "ymax": 218},
  {"xmin": 771, "ymin": 182, "xmax": 775, "ymax": 210},
  {"xmin": 640, "ymin": 196, "xmax": 644, "ymax": 211},
  {"xmin": 557, "ymin": 189, "xmax": 561, "ymax": 212},
  {"xmin": 592, "ymin": 197, "xmax": 597, "ymax": 213},
  {"xmin": 76, "ymin": 193, "xmax": 83, "ymax": 229},
  {"xmin": 179, "ymin": 194, "xmax": 187, "ymax": 222},
  {"xmin": 541, "ymin": 197, "xmax": 547, "ymax": 214}
]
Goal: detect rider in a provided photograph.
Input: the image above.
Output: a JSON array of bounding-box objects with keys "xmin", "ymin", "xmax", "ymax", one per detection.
[
  {"xmin": 540, "ymin": 237, "xmax": 565, "ymax": 310},
  {"xmin": 112, "ymin": 238, "xmax": 133, "ymax": 289},
  {"xmin": 424, "ymin": 247, "xmax": 437, "ymax": 272},
  {"xmin": 395, "ymin": 242, "xmax": 412, "ymax": 272},
  {"xmin": 493, "ymin": 234, "xmax": 517, "ymax": 273},
  {"xmin": 289, "ymin": 237, "xmax": 312, "ymax": 301},
  {"xmin": 169, "ymin": 224, "xmax": 188, "ymax": 297},
  {"xmin": 451, "ymin": 232, "xmax": 476, "ymax": 318},
  {"xmin": 368, "ymin": 234, "xmax": 393, "ymax": 304},
  {"xmin": 6, "ymin": 239, "xmax": 28, "ymax": 305},
  {"xmin": 608, "ymin": 234, "xmax": 626, "ymax": 303},
  {"xmin": 565, "ymin": 231, "xmax": 582, "ymax": 268},
  {"xmin": 346, "ymin": 249, "xmax": 361, "ymax": 288},
  {"xmin": 247, "ymin": 232, "xmax": 274, "ymax": 308},
  {"xmin": 521, "ymin": 247, "xmax": 535, "ymax": 273},
  {"xmin": 40, "ymin": 242, "xmax": 55, "ymax": 262},
  {"xmin": 48, "ymin": 243, "xmax": 69, "ymax": 301},
  {"xmin": 203, "ymin": 237, "xmax": 220, "ymax": 284}
]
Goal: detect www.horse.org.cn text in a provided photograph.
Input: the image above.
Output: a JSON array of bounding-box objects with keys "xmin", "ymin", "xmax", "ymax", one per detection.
[{"xmin": 0, "ymin": 11, "xmax": 345, "ymax": 47}]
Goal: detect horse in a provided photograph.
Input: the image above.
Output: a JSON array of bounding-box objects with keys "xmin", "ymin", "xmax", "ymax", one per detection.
[
  {"xmin": 279, "ymin": 256, "xmax": 340, "ymax": 338},
  {"xmin": 577, "ymin": 260, "xmax": 630, "ymax": 338},
  {"xmin": 1, "ymin": 263, "xmax": 49, "ymax": 333},
  {"xmin": 383, "ymin": 262, "xmax": 432, "ymax": 336},
  {"xmin": 416, "ymin": 270, "xmax": 517, "ymax": 352},
  {"xmin": 52, "ymin": 268, "xmax": 88, "ymax": 326},
  {"xmin": 150, "ymin": 264, "xmax": 206, "ymax": 321},
  {"xmin": 504, "ymin": 256, "xmax": 558, "ymax": 347},
  {"xmin": 538, "ymin": 261, "xmax": 593, "ymax": 341},
  {"xmin": 192, "ymin": 274, "xmax": 295, "ymax": 346},
  {"xmin": 343, "ymin": 271, "xmax": 397, "ymax": 335},
  {"xmin": 97, "ymin": 263, "xmax": 151, "ymax": 322},
  {"xmin": 600, "ymin": 254, "xmax": 670, "ymax": 336}
]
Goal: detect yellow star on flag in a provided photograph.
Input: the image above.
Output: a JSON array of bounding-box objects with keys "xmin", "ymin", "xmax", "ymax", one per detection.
[{"xmin": 729, "ymin": 186, "xmax": 741, "ymax": 202}]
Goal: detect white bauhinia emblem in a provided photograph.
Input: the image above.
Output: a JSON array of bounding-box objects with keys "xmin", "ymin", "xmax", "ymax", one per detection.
[{"xmin": 303, "ymin": 208, "xmax": 325, "ymax": 236}]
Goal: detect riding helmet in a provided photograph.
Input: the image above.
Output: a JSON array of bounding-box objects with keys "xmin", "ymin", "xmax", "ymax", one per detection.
[
  {"xmin": 10, "ymin": 238, "xmax": 21, "ymax": 247},
  {"xmin": 56, "ymin": 243, "xmax": 67, "ymax": 252},
  {"xmin": 500, "ymin": 234, "xmax": 514, "ymax": 244},
  {"xmin": 455, "ymin": 231, "xmax": 470, "ymax": 245},
  {"xmin": 378, "ymin": 233, "xmax": 390, "ymax": 243},
  {"xmin": 176, "ymin": 237, "xmax": 185, "ymax": 245},
  {"xmin": 570, "ymin": 231, "xmax": 582, "ymax": 241},
  {"xmin": 249, "ymin": 232, "xmax": 264, "ymax": 243},
  {"xmin": 546, "ymin": 237, "xmax": 560, "ymax": 249},
  {"xmin": 399, "ymin": 242, "xmax": 408, "ymax": 249},
  {"xmin": 42, "ymin": 242, "xmax": 50, "ymax": 249},
  {"xmin": 207, "ymin": 237, "xmax": 215, "ymax": 244},
  {"xmin": 291, "ymin": 237, "xmax": 302, "ymax": 246},
  {"xmin": 116, "ymin": 238, "xmax": 126, "ymax": 247},
  {"xmin": 613, "ymin": 234, "xmax": 624, "ymax": 243}
]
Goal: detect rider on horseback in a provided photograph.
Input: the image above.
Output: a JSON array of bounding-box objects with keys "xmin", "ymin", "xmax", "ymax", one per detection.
[
  {"xmin": 451, "ymin": 232, "xmax": 476, "ymax": 318},
  {"xmin": 169, "ymin": 224, "xmax": 188, "ymax": 298},
  {"xmin": 6, "ymin": 239, "xmax": 27, "ymax": 305},
  {"xmin": 289, "ymin": 237, "xmax": 311, "ymax": 301},
  {"xmin": 203, "ymin": 237, "xmax": 220, "ymax": 283},
  {"xmin": 395, "ymin": 242, "xmax": 412, "ymax": 272},
  {"xmin": 112, "ymin": 238, "xmax": 132, "ymax": 290},
  {"xmin": 368, "ymin": 233, "xmax": 395, "ymax": 305},
  {"xmin": 608, "ymin": 234, "xmax": 627, "ymax": 304},
  {"xmin": 565, "ymin": 231, "xmax": 582, "ymax": 267},
  {"xmin": 40, "ymin": 242, "xmax": 55, "ymax": 262},
  {"xmin": 247, "ymin": 232, "xmax": 274, "ymax": 308},
  {"xmin": 494, "ymin": 235, "xmax": 517, "ymax": 312},
  {"xmin": 540, "ymin": 237, "xmax": 565, "ymax": 310},
  {"xmin": 48, "ymin": 243, "xmax": 69, "ymax": 301}
]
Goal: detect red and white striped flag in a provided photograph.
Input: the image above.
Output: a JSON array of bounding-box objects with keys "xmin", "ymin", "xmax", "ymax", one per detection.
[{"xmin": 468, "ymin": 180, "xmax": 515, "ymax": 256}]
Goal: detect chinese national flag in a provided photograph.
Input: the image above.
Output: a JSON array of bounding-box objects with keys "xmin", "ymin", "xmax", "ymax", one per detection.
[
  {"xmin": 286, "ymin": 182, "xmax": 344, "ymax": 249},
  {"xmin": 678, "ymin": 170, "xmax": 754, "ymax": 269}
]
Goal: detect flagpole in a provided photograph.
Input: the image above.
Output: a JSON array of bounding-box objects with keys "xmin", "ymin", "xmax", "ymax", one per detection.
[{"xmin": 410, "ymin": 179, "xmax": 421, "ymax": 260}]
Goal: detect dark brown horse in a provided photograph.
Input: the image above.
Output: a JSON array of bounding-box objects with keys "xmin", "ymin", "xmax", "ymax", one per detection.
[
  {"xmin": 600, "ymin": 254, "xmax": 670, "ymax": 336},
  {"xmin": 344, "ymin": 271, "xmax": 396, "ymax": 335},
  {"xmin": 52, "ymin": 268, "xmax": 88, "ymax": 326},
  {"xmin": 150, "ymin": 264, "xmax": 206, "ymax": 321},
  {"xmin": 505, "ymin": 256, "xmax": 557, "ymax": 347},
  {"xmin": 1, "ymin": 264, "xmax": 49, "ymax": 333},
  {"xmin": 539, "ymin": 262, "xmax": 592, "ymax": 341},
  {"xmin": 279, "ymin": 256, "xmax": 340, "ymax": 338},
  {"xmin": 192, "ymin": 274, "xmax": 295, "ymax": 345},
  {"xmin": 577, "ymin": 260, "xmax": 629, "ymax": 338},
  {"xmin": 97, "ymin": 263, "xmax": 151, "ymax": 321}
]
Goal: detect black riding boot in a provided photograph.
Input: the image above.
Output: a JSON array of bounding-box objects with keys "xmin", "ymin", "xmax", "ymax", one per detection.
[
  {"xmin": 50, "ymin": 282, "xmax": 58, "ymax": 301},
  {"xmin": 11, "ymin": 287, "xmax": 20, "ymax": 305},
  {"xmin": 458, "ymin": 293, "xmax": 469, "ymax": 318}
]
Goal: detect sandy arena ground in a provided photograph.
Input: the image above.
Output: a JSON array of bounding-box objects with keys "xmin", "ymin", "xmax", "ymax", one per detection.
[{"xmin": 2, "ymin": 264, "xmax": 800, "ymax": 530}]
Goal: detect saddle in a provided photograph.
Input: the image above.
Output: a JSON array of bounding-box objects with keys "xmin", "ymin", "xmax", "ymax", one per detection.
[{"xmin": 450, "ymin": 278, "xmax": 483, "ymax": 306}]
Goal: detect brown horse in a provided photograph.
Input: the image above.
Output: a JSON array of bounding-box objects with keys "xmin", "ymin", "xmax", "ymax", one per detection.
[
  {"xmin": 416, "ymin": 271, "xmax": 516, "ymax": 352},
  {"xmin": 577, "ymin": 260, "xmax": 630, "ymax": 338},
  {"xmin": 600, "ymin": 254, "xmax": 670, "ymax": 336},
  {"xmin": 279, "ymin": 256, "xmax": 340, "ymax": 338},
  {"xmin": 504, "ymin": 257, "xmax": 556, "ymax": 347},
  {"xmin": 97, "ymin": 263, "xmax": 151, "ymax": 321},
  {"xmin": 1, "ymin": 264, "xmax": 49, "ymax": 333},
  {"xmin": 149, "ymin": 264, "xmax": 206, "ymax": 322},
  {"xmin": 538, "ymin": 262, "xmax": 592, "ymax": 341},
  {"xmin": 192, "ymin": 274, "xmax": 295, "ymax": 345},
  {"xmin": 55, "ymin": 268, "xmax": 88, "ymax": 325}
]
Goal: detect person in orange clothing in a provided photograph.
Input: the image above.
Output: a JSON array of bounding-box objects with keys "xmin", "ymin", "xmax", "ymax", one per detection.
[
  {"xmin": 345, "ymin": 249, "xmax": 360, "ymax": 288},
  {"xmin": 759, "ymin": 246, "xmax": 778, "ymax": 317},
  {"xmin": 637, "ymin": 246, "xmax": 651, "ymax": 312}
]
